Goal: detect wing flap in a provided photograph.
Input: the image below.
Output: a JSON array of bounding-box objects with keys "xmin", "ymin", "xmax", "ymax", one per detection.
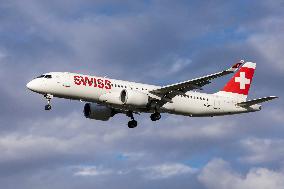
[{"xmin": 237, "ymin": 96, "xmax": 278, "ymax": 107}]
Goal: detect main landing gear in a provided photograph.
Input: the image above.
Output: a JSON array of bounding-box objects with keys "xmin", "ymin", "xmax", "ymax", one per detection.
[
  {"xmin": 150, "ymin": 112, "xmax": 161, "ymax": 121},
  {"xmin": 44, "ymin": 94, "xmax": 53, "ymax": 111},
  {"xmin": 126, "ymin": 112, "xmax": 161, "ymax": 128},
  {"xmin": 127, "ymin": 111, "xmax": 137, "ymax": 128}
]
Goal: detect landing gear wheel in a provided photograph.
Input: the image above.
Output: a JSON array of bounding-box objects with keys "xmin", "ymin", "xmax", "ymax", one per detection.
[
  {"xmin": 45, "ymin": 104, "xmax": 52, "ymax": 111},
  {"xmin": 127, "ymin": 111, "xmax": 138, "ymax": 128},
  {"xmin": 44, "ymin": 94, "xmax": 53, "ymax": 111},
  {"xmin": 128, "ymin": 120, "xmax": 138, "ymax": 128},
  {"xmin": 150, "ymin": 112, "xmax": 161, "ymax": 121}
]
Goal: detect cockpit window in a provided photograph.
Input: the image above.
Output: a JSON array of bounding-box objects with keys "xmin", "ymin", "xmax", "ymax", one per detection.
[
  {"xmin": 37, "ymin": 75, "xmax": 45, "ymax": 78},
  {"xmin": 45, "ymin": 75, "xmax": 52, "ymax": 79}
]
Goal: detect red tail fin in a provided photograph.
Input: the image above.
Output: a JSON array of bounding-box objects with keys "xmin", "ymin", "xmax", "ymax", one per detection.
[{"xmin": 216, "ymin": 62, "xmax": 256, "ymax": 100}]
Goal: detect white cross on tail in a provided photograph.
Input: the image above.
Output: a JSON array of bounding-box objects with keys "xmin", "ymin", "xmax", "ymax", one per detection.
[{"xmin": 235, "ymin": 72, "xmax": 250, "ymax": 89}]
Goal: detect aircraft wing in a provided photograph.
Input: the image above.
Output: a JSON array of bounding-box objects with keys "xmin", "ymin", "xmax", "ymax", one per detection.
[
  {"xmin": 149, "ymin": 61, "xmax": 244, "ymax": 102},
  {"xmin": 236, "ymin": 96, "xmax": 278, "ymax": 107}
]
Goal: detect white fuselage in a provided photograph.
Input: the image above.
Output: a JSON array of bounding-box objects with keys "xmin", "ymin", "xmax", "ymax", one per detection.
[{"xmin": 27, "ymin": 72, "xmax": 260, "ymax": 117}]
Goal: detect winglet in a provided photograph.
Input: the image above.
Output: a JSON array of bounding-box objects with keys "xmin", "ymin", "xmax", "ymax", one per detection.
[{"xmin": 226, "ymin": 60, "xmax": 244, "ymax": 72}]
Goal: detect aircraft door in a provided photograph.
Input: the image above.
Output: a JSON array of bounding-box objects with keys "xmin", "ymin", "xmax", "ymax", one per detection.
[
  {"xmin": 55, "ymin": 73, "xmax": 71, "ymax": 88},
  {"xmin": 55, "ymin": 74, "xmax": 62, "ymax": 85},
  {"xmin": 62, "ymin": 73, "xmax": 72, "ymax": 88},
  {"xmin": 213, "ymin": 97, "xmax": 221, "ymax": 110}
]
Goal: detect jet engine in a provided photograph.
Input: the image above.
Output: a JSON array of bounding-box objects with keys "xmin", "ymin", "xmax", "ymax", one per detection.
[
  {"xmin": 83, "ymin": 103, "xmax": 115, "ymax": 121},
  {"xmin": 120, "ymin": 89, "xmax": 149, "ymax": 107}
]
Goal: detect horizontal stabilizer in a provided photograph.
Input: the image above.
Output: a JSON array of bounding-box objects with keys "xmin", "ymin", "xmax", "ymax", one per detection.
[{"xmin": 237, "ymin": 96, "xmax": 278, "ymax": 107}]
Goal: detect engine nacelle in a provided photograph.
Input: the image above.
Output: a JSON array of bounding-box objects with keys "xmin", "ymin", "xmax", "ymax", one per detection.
[
  {"xmin": 83, "ymin": 103, "xmax": 114, "ymax": 121},
  {"xmin": 120, "ymin": 89, "xmax": 149, "ymax": 107}
]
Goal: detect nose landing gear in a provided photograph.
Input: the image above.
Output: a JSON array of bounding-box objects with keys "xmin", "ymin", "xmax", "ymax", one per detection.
[{"xmin": 44, "ymin": 94, "xmax": 53, "ymax": 111}]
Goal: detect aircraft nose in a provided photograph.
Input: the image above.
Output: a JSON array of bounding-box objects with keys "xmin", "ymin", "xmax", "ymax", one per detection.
[{"xmin": 26, "ymin": 80, "xmax": 35, "ymax": 91}]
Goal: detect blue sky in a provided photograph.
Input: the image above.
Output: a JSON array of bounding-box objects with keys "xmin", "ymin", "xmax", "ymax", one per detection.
[{"xmin": 0, "ymin": 1, "xmax": 284, "ymax": 189}]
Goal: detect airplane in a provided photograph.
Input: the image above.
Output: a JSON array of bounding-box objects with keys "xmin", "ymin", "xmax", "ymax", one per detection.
[{"xmin": 26, "ymin": 60, "xmax": 278, "ymax": 128}]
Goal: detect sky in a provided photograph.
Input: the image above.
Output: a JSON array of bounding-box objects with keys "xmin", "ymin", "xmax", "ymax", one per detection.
[{"xmin": 0, "ymin": 0, "xmax": 284, "ymax": 189}]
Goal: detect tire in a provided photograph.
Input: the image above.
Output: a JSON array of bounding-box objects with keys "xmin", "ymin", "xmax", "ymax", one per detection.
[
  {"xmin": 128, "ymin": 120, "xmax": 137, "ymax": 128},
  {"xmin": 150, "ymin": 113, "xmax": 161, "ymax": 121},
  {"xmin": 45, "ymin": 105, "xmax": 52, "ymax": 110}
]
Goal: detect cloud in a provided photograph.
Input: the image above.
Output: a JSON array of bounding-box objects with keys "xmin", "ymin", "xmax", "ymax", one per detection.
[
  {"xmin": 0, "ymin": 51, "xmax": 7, "ymax": 61},
  {"xmin": 170, "ymin": 57, "xmax": 192, "ymax": 74},
  {"xmin": 266, "ymin": 108, "xmax": 284, "ymax": 123},
  {"xmin": 246, "ymin": 17, "xmax": 284, "ymax": 73},
  {"xmin": 153, "ymin": 118, "xmax": 238, "ymax": 141},
  {"xmin": 198, "ymin": 158, "xmax": 284, "ymax": 189},
  {"xmin": 139, "ymin": 163, "xmax": 196, "ymax": 179},
  {"xmin": 145, "ymin": 55, "xmax": 192, "ymax": 79},
  {"xmin": 238, "ymin": 137, "xmax": 284, "ymax": 164},
  {"xmin": 0, "ymin": 134, "xmax": 73, "ymax": 163},
  {"xmin": 73, "ymin": 166, "xmax": 114, "ymax": 177}
]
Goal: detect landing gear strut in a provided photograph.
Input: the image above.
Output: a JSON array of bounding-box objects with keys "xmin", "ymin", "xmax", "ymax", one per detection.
[
  {"xmin": 150, "ymin": 112, "xmax": 161, "ymax": 121},
  {"xmin": 44, "ymin": 94, "xmax": 53, "ymax": 111},
  {"xmin": 127, "ymin": 111, "xmax": 137, "ymax": 128}
]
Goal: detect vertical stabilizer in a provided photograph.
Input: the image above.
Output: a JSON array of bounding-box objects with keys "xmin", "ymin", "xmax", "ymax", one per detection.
[{"xmin": 215, "ymin": 61, "xmax": 256, "ymax": 100}]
